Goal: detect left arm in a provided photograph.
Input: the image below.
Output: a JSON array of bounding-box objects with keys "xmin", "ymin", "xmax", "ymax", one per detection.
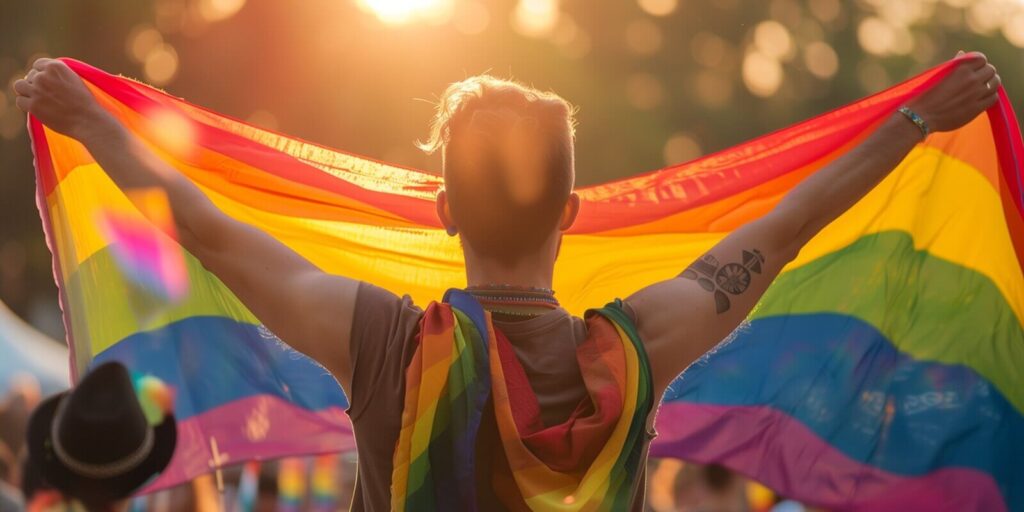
[{"xmin": 629, "ymin": 53, "xmax": 1000, "ymax": 394}]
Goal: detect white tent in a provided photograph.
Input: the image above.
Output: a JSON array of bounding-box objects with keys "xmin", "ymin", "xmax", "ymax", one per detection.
[{"xmin": 0, "ymin": 300, "xmax": 69, "ymax": 396}]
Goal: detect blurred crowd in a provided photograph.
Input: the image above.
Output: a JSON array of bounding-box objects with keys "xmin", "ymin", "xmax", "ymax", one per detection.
[
  {"xmin": 0, "ymin": 374, "xmax": 41, "ymax": 510},
  {"xmin": 0, "ymin": 369, "xmax": 819, "ymax": 512}
]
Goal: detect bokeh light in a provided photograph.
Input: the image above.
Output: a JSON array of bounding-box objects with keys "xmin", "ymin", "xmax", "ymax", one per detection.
[
  {"xmin": 1003, "ymin": 11, "xmax": 1024, "ymax": 47},
  {"xmin": 143, "ymin": 43, "xmax": 179, "ymax": 85},
  {"xmin": 808, "ymin": 0, "xmax": 841, "ymax": 23},
  {"xmin": 690, "ymin": 32, "xmax": 732, "ymax": 69},
  {"xmin": 147, "ymin": 108, "xmax": 196, "ymax": 158},
  {"xmin": 512, "ymin": 0, "xmax": 560, "ymax": 37},
  {"xmin": 803, "ymin": 41, "xmax": 839, "ymax": 79},
  {"xmin": 663, "ymin": 132, "xmax": 703, "ymax": 165},
  {"xmin": 198, "ymin": 0, "xmax": 247, "ymax": 22},
  {"xmin": 742, "ymin": 50, "xmax": 784, "ymax": 97},
  {"xmin": 873, "ymin": 0, "xmax": 928, "ymax": 26},
  {"xmin": 357, "ymin": 0, "xmax": 454, "ymax": 25},
  {"xmin": 126, "ymin": 25, "xmax": 164, "ymax": 63},
  {"xmin": 625, "ymin": 19, "xmax": 663, "ymax": 56},
  {"xmin": 753, "ymin": 20, "xmax": 794, "ymax": 61},
  {"xmin": 637, "ymin": 0, "xmax": 678, "ymax": 17},
  {"xmin": 857, "ymin": 16, "xmax": 913, "ymax": 56},
  {"xmin": 966, "ymin": 1, "xmax": 1005, "ymax": 33}
]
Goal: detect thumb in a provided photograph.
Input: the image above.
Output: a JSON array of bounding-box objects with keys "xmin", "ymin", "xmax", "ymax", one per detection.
[{"xmin": 957, "ymin": 50, "xmax": 965, "ymax": 56}]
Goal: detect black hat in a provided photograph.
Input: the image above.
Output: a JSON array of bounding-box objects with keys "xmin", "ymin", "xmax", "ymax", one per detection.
[{"xmin": 26, "ymin": 362, "xmax": 176, "ymax": 505}]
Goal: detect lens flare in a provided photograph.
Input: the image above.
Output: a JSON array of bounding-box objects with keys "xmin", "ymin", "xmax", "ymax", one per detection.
[
  {"xmin": 147, "ymin": 108, "xmax": 197, "ymax": 159},
  {"xmin": 97, "ymin": 188, "xmax": 188, "ymax": 303}
]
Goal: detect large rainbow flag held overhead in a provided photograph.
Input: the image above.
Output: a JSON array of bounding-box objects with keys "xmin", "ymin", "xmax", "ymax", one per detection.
[{"xmin": 30, "ymin": 58, "xmax": 1022, "ymax": 510}]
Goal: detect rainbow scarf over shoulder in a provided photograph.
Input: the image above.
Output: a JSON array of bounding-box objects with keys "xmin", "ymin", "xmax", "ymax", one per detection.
[
  {"xmin": 391, "ymin": 290, "xmax": 652, "ymax": 511},
  {"xmin": 30, "ymin": 58, "xmax": 1023, "ymax": 509}
]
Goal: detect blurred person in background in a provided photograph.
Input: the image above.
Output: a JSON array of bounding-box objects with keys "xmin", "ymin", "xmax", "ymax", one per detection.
[
  {"xmin": 22, "ymin": 362, "xmax": 176, "ymax": 512},
  {"xmin": 694, "ymin": 464, "xmax": 749, "ymax": 512},
  {"xmin": 0, "ymin": 372, "xmax": 42, "ymax": 463},
  {"xmin": 0, "ymin": 441, "xmax": 22, "ymax": 512}
]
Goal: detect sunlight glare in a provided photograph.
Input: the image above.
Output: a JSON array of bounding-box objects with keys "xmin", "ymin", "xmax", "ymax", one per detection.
[
  {"xmin": 357, "ymin": 0, "xmax": 451, "ymax": 25},
  {"xmin": 512, "ymin": 0, "xmax": 560, "ymax": 37}
]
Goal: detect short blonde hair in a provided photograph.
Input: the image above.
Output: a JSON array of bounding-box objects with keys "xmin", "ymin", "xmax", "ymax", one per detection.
[
  {"xmin": 419, "ymin": 75, "xmax": 576, "ymax": 155},
  {"xmin": 421, "ymin": 75, "xmax": 578, "ymax": 262}
]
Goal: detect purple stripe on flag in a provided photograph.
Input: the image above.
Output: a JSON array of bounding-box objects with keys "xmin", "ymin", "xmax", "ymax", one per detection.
[
  {"xmin": 139, "ymin": 395, "xmax": 353, "ymax": 494},
  {"xmin": 650, "ymin": 403, "xmax": 1006, "ymax": 512}
]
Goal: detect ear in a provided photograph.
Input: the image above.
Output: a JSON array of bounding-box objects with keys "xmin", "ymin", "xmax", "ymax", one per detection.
[
  {"xmin": 436, "ymin": 190, "xmax": 457, "ymax": 236},
  {"xmin": 559, "ymin": 192, "xmax": 581, "ymax": 231}
]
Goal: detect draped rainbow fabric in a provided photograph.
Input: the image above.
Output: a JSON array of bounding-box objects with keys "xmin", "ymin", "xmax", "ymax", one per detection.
[
  {"xmin": 391, "ymin": 290, "xmax": 651, "ymax": 510},
  {"xmin": 30, "ymin": 58, "xmax": 1023, "ymax": 509}
]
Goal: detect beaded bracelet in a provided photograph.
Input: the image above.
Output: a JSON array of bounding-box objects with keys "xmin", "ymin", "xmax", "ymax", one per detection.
[{"xmin": 897, "ymin": 106, "xmax": 930, "ymax": 138}]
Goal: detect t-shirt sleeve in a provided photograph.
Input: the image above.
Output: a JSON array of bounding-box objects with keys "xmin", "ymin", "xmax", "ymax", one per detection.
[
  {"xmin": 620, "ymin": 298, "xmax": 640, "ymax": 326},
  {"xmin": 346, "ymin": 282, "xmax": 424, "ymax": 420}
]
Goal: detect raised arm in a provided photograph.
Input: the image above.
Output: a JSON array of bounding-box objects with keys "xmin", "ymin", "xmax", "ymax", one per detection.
[
  {"xmin": 14, "ymin": 59, "xmax": 359, "ymax": 391},
  {"xmin": 628, "ymin": 53, "xmax": 1001, "ymax": 394}
]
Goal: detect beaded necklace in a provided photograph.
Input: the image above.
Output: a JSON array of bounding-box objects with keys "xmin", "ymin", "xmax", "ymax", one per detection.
[{"xmin": 466, "ymin": 284, "xmax": 559, "ymax": 319}]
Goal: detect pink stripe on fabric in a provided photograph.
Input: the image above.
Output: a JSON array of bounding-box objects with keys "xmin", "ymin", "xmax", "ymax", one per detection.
[
  {"xmin": 137, "ymin": 395, "xmax": 353, "ymax": 494},
  {"xmin": 27, "ymin": 116, "xmax": 80, "ymax": 382},
  {"xmin": 649, "ymin": 403, "xmax": 1006, "ymax": 512}
]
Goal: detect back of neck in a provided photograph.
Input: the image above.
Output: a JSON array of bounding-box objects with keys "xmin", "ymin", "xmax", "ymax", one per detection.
[{"xmin": 462, "ymin": 246, "xmax": 556, "ymax": 292}]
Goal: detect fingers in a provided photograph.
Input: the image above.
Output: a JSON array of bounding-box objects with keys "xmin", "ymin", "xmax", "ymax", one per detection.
[
  {"xmin": 15, "ymin": 95, "xmax": 31, "ymax": 113},
  {"xmin": 980, "ymin": 91, "xmax": 999, "ymax": 111},
  {"xmin": 12, "ymin": 79, "xmax": 32, "ymax": 97},
  {"xmin": 987, "ymin": 73, "xmax": 1002, "ymax": 91},
  {"xmin": 25, "ymin": 69, "xmax": 39, "ymax": 83},
  {"xmin": 32, "ymin": 58, "xmax": 55, "ymax": 71},
  {"xmin": 973, "ymin": 67, "xmax": 1001, "ymax": 101},
  {"xmin": 976, "ymin": 63, "xmax": 997, "ymax": 84},
  {"xmin": 957, "ymin": 51, "xmax": 988, "ymax": 70},
  {"xmin": 977, "ymin": 72, "xmax": 1000, "ymax": 110}
]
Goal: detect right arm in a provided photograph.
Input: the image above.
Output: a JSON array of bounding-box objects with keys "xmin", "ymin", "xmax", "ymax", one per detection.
[
  {"xmin": 15, "ymin": 59, "xmax": 359, "ymax": 391},
  {"xmin": 627, "ymin": 53, "xmax": 999, "ymax": 395}
]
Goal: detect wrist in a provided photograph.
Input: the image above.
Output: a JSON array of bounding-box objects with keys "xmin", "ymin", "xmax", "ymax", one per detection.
[
  {"xmin": 888, "ymin": 110, "xmax": 929, "ymax": 146},
  {"xmin": 74, "ymin": 108, "xmax": 123, "ymax": 147},
  {"xmin": 896, "ymin": 106, "xmax": 929, "ymax": 140}
]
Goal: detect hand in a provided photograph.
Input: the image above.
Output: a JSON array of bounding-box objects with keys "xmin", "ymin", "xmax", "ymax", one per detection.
[
  {"xmin": 12, "ymin": 58, "xmax": 109, "ymax": 140},
  {"xmin": 905, "ymin": 51, "xmax": 1000, "ymax": 134}
]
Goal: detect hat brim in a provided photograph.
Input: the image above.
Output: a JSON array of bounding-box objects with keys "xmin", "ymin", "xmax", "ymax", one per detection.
[{"xmin": 26, "ymin": 393, "xmax": 176, "ymax": 505}]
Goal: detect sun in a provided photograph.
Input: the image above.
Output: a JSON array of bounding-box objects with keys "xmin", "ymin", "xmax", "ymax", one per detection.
[{"xmin": 356, "ymin": 0, "xmax": 454, "ymax": 25}]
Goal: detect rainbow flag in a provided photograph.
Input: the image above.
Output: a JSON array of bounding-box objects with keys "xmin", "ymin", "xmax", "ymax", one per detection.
[
  {"xmin": 29, "ymin": 59, "xmax": 1022, "ymax": 509},
  {"xmin": 391, "ymin": 291, "xmax": 651, "ymax": 510}
]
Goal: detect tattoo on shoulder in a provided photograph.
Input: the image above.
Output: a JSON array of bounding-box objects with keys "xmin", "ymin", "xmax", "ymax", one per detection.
[{"xmin": 680, "ymin": 249, "xmax": 765, "ymax": 314}]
